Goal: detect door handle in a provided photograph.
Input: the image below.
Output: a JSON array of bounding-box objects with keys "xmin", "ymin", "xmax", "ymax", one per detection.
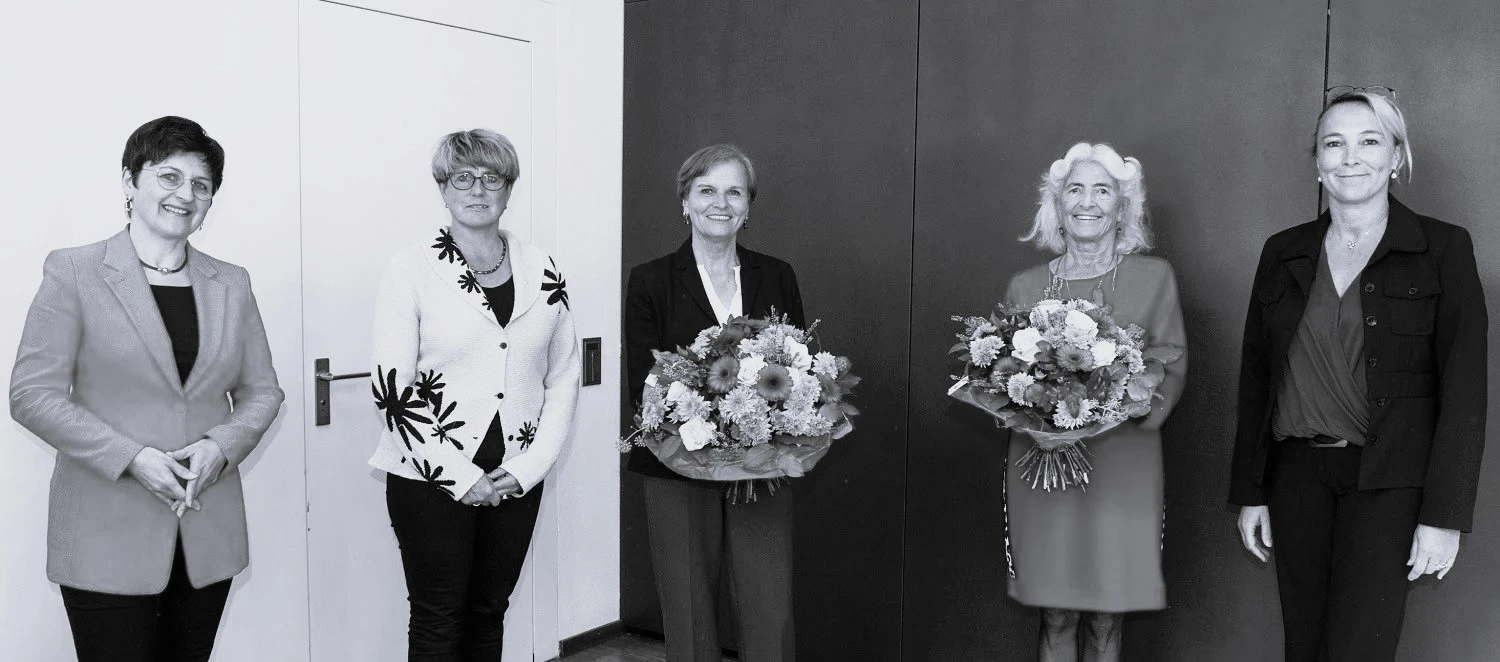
[{"xmin": 314, "ymin": 358, "xmax": 370, "ymax": 426}]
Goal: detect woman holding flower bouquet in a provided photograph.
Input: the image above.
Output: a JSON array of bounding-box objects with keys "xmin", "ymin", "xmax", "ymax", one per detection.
[
  {"xmin": 1230, "ymin": 89, "xmax": 1487, "ymax": 661},
  {"xmin": 1000, "ymin": 143, "xmax": 1187, "ymax": 661},
  {"xmin": 625, "ymin": 144, "xmax": 804, "ymax": 661}
]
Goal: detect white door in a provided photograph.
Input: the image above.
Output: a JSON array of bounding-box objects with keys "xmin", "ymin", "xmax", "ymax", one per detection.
[{"xmin": 299, "ymin": 2, "xmax": 554, "ymax": 660}]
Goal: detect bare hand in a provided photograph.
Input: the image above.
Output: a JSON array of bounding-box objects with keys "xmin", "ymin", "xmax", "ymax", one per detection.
[
  {"xmin": 487, "ymin": 468, "xmax": 522, "ymax": 502},
  {"xmin": 1238, "ymin": 505, "xmax": 1273, "ymax": 562},
  {"xmin": 167, "ymin": 440, "xmax": 227, "ymax": 513},
  {"xmin": 127, "ymin": 447, "xmax": 197, "ymax": 516},
  {"xmin": 1407, "ymin": 524, "xmax": 1461, "ymax": 580},
  {"xmin": 459, "ymin": 476, "xmax": 498, "ymax": 506}
]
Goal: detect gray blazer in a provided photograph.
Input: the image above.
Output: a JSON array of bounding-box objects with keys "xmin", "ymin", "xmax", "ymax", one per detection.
[{"xmin": 10, "ymin": 228, "xmax": 284, "ymax": 594}]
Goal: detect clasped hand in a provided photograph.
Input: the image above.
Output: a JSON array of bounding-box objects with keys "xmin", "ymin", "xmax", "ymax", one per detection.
[
  {"xmin": 459, "ymin": 468, "xmax": 523, "ymax": 506},
  {"xmin": 127, "ymin": 440, "xmax": 226, "ymax": 518}
]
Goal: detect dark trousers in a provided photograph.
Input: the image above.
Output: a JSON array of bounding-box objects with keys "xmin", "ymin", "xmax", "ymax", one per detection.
[
  {"xmin": 1267, "ymin": 442, "xmax": 1423, "ymax": 662},
  {"xmin": 642, "ymin": 476, "xmax": 795, "ymax": 662},
  {"xmin": 386, "ymin": 473, "xmax": 544, "ymax": 662},
  {"xmin": 59, "ymin": 538, "xmax": 232, "ymax": 662}
]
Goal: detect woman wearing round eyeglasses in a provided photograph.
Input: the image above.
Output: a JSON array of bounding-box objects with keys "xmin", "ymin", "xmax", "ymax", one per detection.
[
  {"xmin": 9, "ymin": 115, "xmax": 285, "ymax": 661},
  {"xmin": 369, "ymin": 128, "xmax": 580, "ymax": 658},
  {"xmin": 1229, "ymin": 87, "xmax": 1488, "ymax": 661}
]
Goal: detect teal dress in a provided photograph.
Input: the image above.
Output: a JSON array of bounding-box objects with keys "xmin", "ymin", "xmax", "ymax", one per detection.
[{"xmin": 1001, "ymin": 254, "xmax": 1188, "ymax": 611}]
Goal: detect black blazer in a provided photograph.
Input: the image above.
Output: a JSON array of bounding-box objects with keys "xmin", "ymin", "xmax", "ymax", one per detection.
[
  {"xmin": 1229, "ymin": 197, "xmax": 1488, "ymax": 531},
  {"xmin": 624, "ymin": 239, "xmax": 806, "ymax": 480}
]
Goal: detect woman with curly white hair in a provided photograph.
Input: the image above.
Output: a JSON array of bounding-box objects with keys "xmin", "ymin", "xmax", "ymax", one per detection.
[{"xmin": 1000, "ymin": 142, "xmax": 1188, "ymax": 662}]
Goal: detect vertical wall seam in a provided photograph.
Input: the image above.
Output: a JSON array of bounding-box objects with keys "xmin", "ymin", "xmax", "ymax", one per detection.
[
  {"xmin": 1319, "ymin": 0, "xmax": 1333, "ymax": 217},
  {"xmin": 898, "ymin": 0, "xmax": 922, "ymax": 655}
]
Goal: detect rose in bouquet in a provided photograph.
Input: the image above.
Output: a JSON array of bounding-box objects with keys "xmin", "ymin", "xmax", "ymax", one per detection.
[
  {"xmin": 621, "ymin": 312, "xmax": 859, "ymax": 501},
  {"xmin": 947, "ymin": 297, "xmax": 1182, "ymax": 491}
]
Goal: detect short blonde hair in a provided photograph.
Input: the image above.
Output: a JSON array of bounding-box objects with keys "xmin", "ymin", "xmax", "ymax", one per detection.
[
  {"xmin": 431, "ymin": 129, "xmax": 520, "ymax": 187},
  {"xmin": 1021, "ymin": 142, "xmax": 1152, "ymax": 255},
  {"xmin": 1314, "ymin": 91, "xmax": 1413, "ymax": 183}
]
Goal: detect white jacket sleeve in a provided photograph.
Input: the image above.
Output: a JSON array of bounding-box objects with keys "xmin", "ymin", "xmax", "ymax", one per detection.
[{"xmin": 370, "ymin": 254, "xmax": 485, "ymax": 499}]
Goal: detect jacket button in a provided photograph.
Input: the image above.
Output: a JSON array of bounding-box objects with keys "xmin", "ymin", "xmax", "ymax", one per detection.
[
  {"xmin": 1364, "ymin": 315, "xmax": 1377, "ymax": 327},
  {"xmin": 1408, "ymin": 287, "xmax": 1419, "ymax": 295},
  {"xmin": 500, "ymin": 342, "xmax": 508, "ymax": 349},
  {"xmin": 1367, "ymin": 356, "xmax": 1378, "ymax": 368},
  {"xmin": 1363, "ymin": 283, "xmax": 1375, "ymax": 293},
  {"xmin": 496, "ymin": 393, "xmax": 504, "ymax": 399},
  {"xmin": 1368, "ymin": 435, "xmax": 1379, "ymax": 447},
  {"xmin": 1376, "ymin": 397, "xmax": 1388, "ymax": 407}
]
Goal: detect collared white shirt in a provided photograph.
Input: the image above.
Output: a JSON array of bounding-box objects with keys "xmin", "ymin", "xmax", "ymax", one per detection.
[{"xmin": 696, "ymin": 263, "xmax": 743, "ymax": 323}]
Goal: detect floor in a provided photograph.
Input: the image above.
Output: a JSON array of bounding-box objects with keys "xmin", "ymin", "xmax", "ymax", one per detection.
[{"xmin": 557, "ymin": 632, "xmax": 734, "ymax": 662}]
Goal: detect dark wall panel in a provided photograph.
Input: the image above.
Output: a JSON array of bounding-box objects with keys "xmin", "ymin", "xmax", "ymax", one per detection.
[
  {"xmin": 903, "ymin": 2, "xmax": 1325, "ymax": 660},
  {"xmin": 621, "ymin": 1, "xmax": 918, "ymax": 659},
  {"xmin": 1328, "ymin": 2, "xmax": 1500, "ymax": 659}
]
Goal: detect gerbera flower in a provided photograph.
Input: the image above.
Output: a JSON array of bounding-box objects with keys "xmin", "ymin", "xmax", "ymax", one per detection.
[
  {"xmin": 1052, "ymin": 397, "xmax": 1098, "ymax": 429},
  {"xmin": 706, "ymin": 355, "xmax": 740, "ymax": 394},
  {"xmin": 755, "ymin": 365, "xmax": 794, "ymax": 403},
  {"xmin": 1056, "ymin": 345, "xmax": 1095, "ymax": 372}
]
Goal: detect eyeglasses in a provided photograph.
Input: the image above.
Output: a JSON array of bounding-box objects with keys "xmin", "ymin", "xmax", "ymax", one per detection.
[
  {"xmin": 446, "ymin": 171, "xmax": 508, "ymax": 191},
  {"xmin": 145, "ymin": 165, "xmax": 215, "ymax": 200},
  {"xmin": 1326, "ymin": 85, "xmax": 1396, "ymax": 100}
]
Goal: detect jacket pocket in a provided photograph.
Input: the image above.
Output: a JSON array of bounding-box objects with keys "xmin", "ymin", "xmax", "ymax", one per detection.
[{"xmin": 1385, "ymin": 280, "xmax": 1440, "ymax": 335}]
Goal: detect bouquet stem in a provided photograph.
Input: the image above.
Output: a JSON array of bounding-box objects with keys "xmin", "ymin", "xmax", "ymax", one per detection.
[
  {"xmin": 1017, "ymin": 441, "xmax": 1094, "ymax": 492},
  {"xmin": 725, "ymin": 477, "xmax": 789, "ymax": 504}
]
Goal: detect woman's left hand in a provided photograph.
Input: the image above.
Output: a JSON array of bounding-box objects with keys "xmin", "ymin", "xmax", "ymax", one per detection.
[
  {"xmin": 1407, "ymin": 524, "xmax": 1461, "ymax": 580},
  {"xmin": 168, "ymin": 440, "xmax": 228, "ymax": 514},
  {"xmin": 486, "ymin": 468, "xmax": 522, "ymax": 504}
]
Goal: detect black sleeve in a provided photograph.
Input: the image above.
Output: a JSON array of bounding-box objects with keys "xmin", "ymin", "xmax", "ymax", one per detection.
[
  {"xmin": 782, "ymin": 262, "xmax": 806, "ymax": 329},
  {"xmin": 1419, "ymin": 226, "xmax": 1488, "ymax": 531},
  {"xmin": 624, "ymin": 265, "xmax": 660, "ymax": 408},
  {"xmin": 1228, "ymin": 240, "xmax": 1278, "ymax": 507}
]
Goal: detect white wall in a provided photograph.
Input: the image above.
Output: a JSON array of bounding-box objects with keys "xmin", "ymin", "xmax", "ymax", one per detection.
[
  {"xmin": 0, "ymin": 2, "xmax": 308, "ymax": 661},
  {"xmin": 0, "ymin": 0, "xmax": 620, "ymax": 658},
  {"xmin": 553, "ymin": 0, "xmax": 625, "ymax": 640}
]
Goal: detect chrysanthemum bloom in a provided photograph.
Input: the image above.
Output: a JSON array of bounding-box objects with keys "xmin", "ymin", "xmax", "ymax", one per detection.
[
  {"xmin": 812, "ymin": 352, "xmax": 839, "ymax": 379},
  {"xmin": 1056, "ymin": 345, "xmax": 1095, "ymax": 371},
  {"xmin": 755, "ymin": 364, "xmax": 794, "ymax": 402},
  {"xmin": 969, "ymin": 335, "xmax": 1005, "ymax": 367},
  {"xmin": 722, "ymin": 385, "xmax": 768, "ymax": 419},
  {"xmin": 1006, "ymin": 373, "xmax": 1036, "ymax": 405},
  {"xmin": 706, "ymin": 355, "xmax": 740, "ymax": 394}
]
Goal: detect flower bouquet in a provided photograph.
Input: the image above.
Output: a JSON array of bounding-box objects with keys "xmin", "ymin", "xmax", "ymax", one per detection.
[
  {"xmin": 621, "ymin": 313, "xmax": 860, "ymax": 502},
  {"xmin": 947, "ymin": 297, "xmax": 1182, "ymax": 491}
]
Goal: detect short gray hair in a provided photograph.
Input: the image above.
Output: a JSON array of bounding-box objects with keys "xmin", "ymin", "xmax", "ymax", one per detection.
[
  {"xmin": 431, "ymin": 129, "xmax": 520, "ymax": 187},
  {"xmin": 676, "ymin": 143, "xmax": 757, "ymax": 202}
]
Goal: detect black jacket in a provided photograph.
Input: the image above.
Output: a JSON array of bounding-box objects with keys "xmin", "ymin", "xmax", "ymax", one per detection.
[
  {"xmin": 624, "ymin": 239, "xmax": 806, "ymax": 480},
  {"xmin": 1229, "ymin": 197, "xmax": 1488, "ymax": 531}
]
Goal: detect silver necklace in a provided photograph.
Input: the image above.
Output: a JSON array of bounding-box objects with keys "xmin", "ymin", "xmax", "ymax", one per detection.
[
  {"xmin": 1045, "ymin": 255, "xmax": 1121, "ymax": 301},
  {"xmin": 465, "ymin": 235, "xmax": 509, "ymax": 275}
]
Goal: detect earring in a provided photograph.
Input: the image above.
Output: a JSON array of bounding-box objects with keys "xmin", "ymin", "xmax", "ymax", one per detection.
[
  {"xmin": 1316, "ymin": 175, "xmax": 1323, "ymax": 183},
  {"xmin": 742, "ymin": 217, "xmax": 750, "ymax": 230},
  {"xmin": 1391, "ymin": 171, "xmax": 1398, "ymax": 180},
  {"xmin": 682, "ymin": 212, "xmax": 690, "ymax": 225},
  {"xmin": 124, "ymin": 197, "xmax": 133, "ymax": 214}
]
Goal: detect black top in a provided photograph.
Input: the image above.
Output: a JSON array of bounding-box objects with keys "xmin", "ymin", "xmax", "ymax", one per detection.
[
  {"xmin": 623, "ymin": 239, "xmax": 806, "ymax": 481},
  {"xmin": 472, "ymin": 277, "xmax": 515, "ymax": 471},
  {"xmin": 482, "ymin": 278, "xmax": 515, "ymax": 327},
  {"xmin": 1273, "ymin": 250, "xmax": 1369, "ymax": 446},
  {"xmin": 150, "ymin": 285, "xmax": 198, "ymax": 386}
]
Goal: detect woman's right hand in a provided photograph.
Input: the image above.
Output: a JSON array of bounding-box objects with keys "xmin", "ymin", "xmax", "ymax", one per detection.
[
  {"xmin": 1238, "ymin": 505, "xmax": 1273, "ymax": 562},
  {"xmin": 458, "ymin": 476, "xmax": 498, "ymax": 506},
  {"xmin": 127, "ymin": 447, "xmax": 197, "ymax": 515}
]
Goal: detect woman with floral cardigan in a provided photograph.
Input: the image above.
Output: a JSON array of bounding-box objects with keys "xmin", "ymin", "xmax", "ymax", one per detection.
[{"xmin": 368, "ymin": 129, "xmax": 581, "ymax": 660}]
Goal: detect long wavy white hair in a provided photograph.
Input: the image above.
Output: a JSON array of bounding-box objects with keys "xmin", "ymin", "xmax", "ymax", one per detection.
[{"xmin": 1020, "ymin": 142, "xmax": 1152, "ymax": 255}]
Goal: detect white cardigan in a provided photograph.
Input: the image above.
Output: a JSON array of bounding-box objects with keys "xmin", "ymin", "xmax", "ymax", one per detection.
[{"xmin": 368, "ymin": 228, "xmax": 580, "ymax": 499}]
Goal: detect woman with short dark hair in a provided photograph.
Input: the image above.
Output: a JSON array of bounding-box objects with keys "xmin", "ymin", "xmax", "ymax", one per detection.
[{"xmin": 10, "ymin": 115, "xmax": 285, "ymax": 661}]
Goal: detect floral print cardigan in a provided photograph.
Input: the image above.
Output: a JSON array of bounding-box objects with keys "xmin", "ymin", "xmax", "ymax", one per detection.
[{"xmin": 368, "ymin": 228, "xmax": 581, "ymax": 499}]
